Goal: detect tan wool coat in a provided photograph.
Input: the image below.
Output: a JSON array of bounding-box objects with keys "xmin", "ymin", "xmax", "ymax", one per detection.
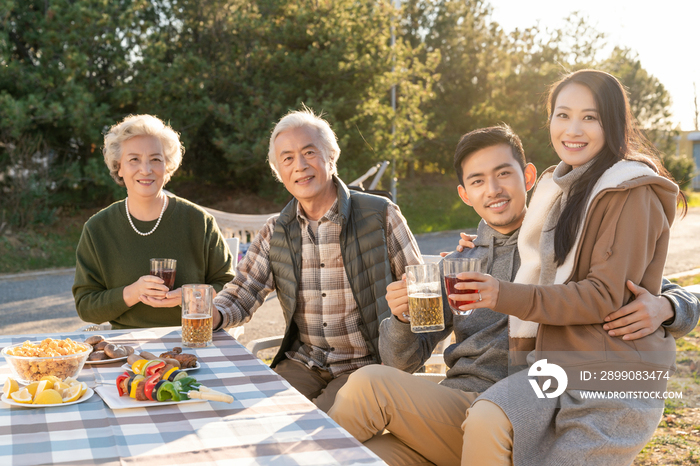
[{"xmin": 498, "ymin": 160, "xmax": 679, "ymax": 392}]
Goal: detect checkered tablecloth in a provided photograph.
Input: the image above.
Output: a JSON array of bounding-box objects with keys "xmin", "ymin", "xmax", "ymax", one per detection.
[{"xmin": 0, "ymin": 327, "xmax": 385, "ymax": 466}]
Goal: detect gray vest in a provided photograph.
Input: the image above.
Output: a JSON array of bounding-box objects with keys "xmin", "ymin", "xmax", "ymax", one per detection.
[{"xmin": 268, "ymin": 177, "xmax": 394, "ymax": 368}]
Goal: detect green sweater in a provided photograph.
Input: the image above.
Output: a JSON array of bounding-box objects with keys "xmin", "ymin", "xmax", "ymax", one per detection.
[{"xmin": 72, "ymin": 195, "xmax": 235, "ymax": 329}]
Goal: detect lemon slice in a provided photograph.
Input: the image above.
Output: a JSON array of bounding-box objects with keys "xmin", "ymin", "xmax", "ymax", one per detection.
[
  {"xmin": 26, "ymin": 381, "xmax": 40, "ymax": 397},
  {"xmin": 10, "ymin": 388, "xmax": 33, "ymax": 404},
  {"xmin": 33, "ymin": 388, "xmax": 63, "ymax": 405},
  {"xmin": 40, "ymin": 375, "xmax": 61, "ymax": 385},
  {"xmin": 62, "ymin": 384, "xmax": 82, "ymax": 403},
  {"xmin": 54, "ymin": 381, "xmax": 70, "ymax": 396},
  {"xmin": 33, "ymin": 380, "xmax": 50, "ymax": 400},
  {"xmin": 63, "ymin": 377, "xmax": 79, "ymax": 386},
  {"xmin": 3, "ymin": 378, "xmax": 19, "ymax": 397},
  {"xmin": 78, "ymin": 382, "xmax": 88, "ymax": 397}
]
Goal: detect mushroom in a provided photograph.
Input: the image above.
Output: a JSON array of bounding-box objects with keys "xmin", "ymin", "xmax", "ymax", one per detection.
[
  {"xmin": 88, "ymin": 351, "xmax": 107, "ymax": 361},
  {"xmin": 94, "ymin": 341, "xmax": 109, "ymax": 351},
  {"xmin": 104, "ymin": 343, "xmax": 128, "ymax": 359},
  {"xmin": 84, "ymin": 335, "xmax": 105, "ymax": 346}
]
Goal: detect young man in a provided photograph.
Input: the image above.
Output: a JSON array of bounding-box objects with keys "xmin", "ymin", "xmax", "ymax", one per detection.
[
  {"xmin": 212, "ymin": 108, "xmax": 422, "ymax": 412},
  {"xmin": 328, "ymin": 124, "xmax": 700, "ymax": 465}
]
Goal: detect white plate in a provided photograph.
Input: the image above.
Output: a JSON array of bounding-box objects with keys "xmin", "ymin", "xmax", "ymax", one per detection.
[
  {"xmin": 94, "ymin": 385, "xmax": 205, "ymax": 409},
  {"xmin": 120, "ymin": 360, "xmax": 200, "ymax": 373},
  {"xmin": 1, "ymin": 387, "xmax": 94, "ymax": 408},
  {"xmin": 84, "ymin": 356, "xmax": 128, "ymax": 365}
]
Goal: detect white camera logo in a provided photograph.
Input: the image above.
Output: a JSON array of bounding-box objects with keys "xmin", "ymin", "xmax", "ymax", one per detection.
[{"xmin": 528, "ymin": 359, "xmax": 568, "ymax": 399}]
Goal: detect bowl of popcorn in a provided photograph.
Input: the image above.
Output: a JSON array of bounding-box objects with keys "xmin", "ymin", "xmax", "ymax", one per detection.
[{"xmin": 1, "ymin": 338, "xmax": 92, "ymax": 385}]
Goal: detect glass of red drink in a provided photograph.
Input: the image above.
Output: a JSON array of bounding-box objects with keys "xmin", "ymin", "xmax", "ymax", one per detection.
[
  {"xmin": 443, "ymin": 257, "xmax": 481, "ymax": 316},
  {"xmin": 150, "ymin": 258, "xmax": 177, "ymax": 290}
]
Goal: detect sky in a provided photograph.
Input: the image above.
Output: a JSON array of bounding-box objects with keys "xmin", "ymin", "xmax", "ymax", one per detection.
[{"xmin": 489, "ymin": 0, "xmax": 700, "ymax": 131}]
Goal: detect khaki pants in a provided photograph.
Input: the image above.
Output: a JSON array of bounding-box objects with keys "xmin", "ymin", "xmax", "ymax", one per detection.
[
  {"xmin": 461, "ymin": 400, "xmax": 513, "ymax": 466},
  {"xmin": 329, "ymin": 364, "xmax": 511, "ymax": 465},
  {"xmin": 273, "ymin": 358, "xmax": 352, "ymax": 412}
]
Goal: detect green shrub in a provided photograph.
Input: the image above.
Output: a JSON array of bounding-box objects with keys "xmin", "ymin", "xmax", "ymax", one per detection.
[{"xmin": 663, "ymin": 153, "xmax": 697, "ymax": 191}]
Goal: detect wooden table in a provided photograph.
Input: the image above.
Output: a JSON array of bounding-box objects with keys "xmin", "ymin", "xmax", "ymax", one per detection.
[{"xmin": 0, "ymin": 327, "xmax": 385, "ymax": 465}]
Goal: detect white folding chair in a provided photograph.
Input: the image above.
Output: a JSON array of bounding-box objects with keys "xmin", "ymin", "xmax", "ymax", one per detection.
[
  {"xmin": 204, "ymin": 207, "xmax": 279, "ymax": 244},
  {"xmin": 76, "ymin": 323, "xmax": 112, "ymax": 332},
  {"xmin": 225, "ymin": 237, "xmax": 240, "ymax": 268},
  {"xmin": 246, "ymin": 335, "xmax": 284, "ymax": 358},
  {"xmin": 422, "ymin": 254, "xmax": 443, "ymax": 264}
]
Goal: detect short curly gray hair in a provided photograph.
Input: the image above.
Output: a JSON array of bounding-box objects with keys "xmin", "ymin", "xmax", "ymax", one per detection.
[
  {"xmin": 267, "ymin": 107, "xmax": 340, "ymax": 182},
  {"xmin": 103, "ymin": 114, "xmax": 184, "ymax": 186}
]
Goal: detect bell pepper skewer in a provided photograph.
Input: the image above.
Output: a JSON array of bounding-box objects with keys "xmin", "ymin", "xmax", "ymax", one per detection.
[{"xmin": 116, "ymin": 366, "xmax": 233, "ymax": 403}]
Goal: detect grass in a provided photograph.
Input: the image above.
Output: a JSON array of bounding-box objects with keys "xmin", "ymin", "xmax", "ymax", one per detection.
[
  {"xmin": 397, "ymin": 173, "xmax": 481, "ymax": 234},
  {"xmin": 687, "ymin": 191, "xmax": 700, "ymax": 208},
  {"xmin": 0, "ymin": 211, "xmax": 91, "ymax": 274},
  {"xmin": 671, "ymin": 273, "xmax": 700, "ymax": 287}
]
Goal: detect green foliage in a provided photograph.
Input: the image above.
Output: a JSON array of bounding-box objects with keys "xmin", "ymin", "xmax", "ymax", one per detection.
[
  {"xmin": 0, "ymin": 0, "xmax": 682, "ymax": 242},
  {"xmin": 0, "ymin": 133, "xmax": 55, "ymax": 230},
  {"xmin": 0, "ymin": 0, "xmax": 155, "ymax": 223},
  {"xmin": 400, "ymin": 0, "xmax": 502, "ymax": 173},
  {"xmin": 599, "ymin": 46, "xmax": 677, "ymax": 154},
  {"xmin": 399, "ymin": 5, "xmax": 678, "ymax": 176},
  {"xmin": 662, "ymin": 153, "xmax": 697, "ymax": 191},
  {"xmin": 136, "ymin": 0, "xmax": 438, "ymax": 195}
]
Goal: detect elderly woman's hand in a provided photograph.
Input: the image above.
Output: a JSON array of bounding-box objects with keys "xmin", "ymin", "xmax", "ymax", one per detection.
[
  {"xmin": 448, "ymin": 271, "xmax": 500, "ymax": 313},
  {"xmin": 123, "ymin": 275, "xmax": 170, "ymax": 307},
  {"xmin": 140, "ymin": 287, "xmax": 182, "ymax": 308}
]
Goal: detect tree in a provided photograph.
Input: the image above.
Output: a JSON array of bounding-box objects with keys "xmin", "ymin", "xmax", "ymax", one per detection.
[
  {"xmin": 0, "ymin": 0, "xmax": 156, "ymax": 225},
  {"xmin": 135, "ymin": 0, "xmax": 438, "ymax": 196},
  {"xmin": 599, "ymin": 46, "xmax": 676, "ymax": 155},
  {"xmin": 399, "ymin": 0, "xmax": 503, "ymax": 174}
]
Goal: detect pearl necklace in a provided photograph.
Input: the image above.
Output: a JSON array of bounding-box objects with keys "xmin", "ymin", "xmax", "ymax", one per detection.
[{"xmin": 125, "ymin": 195, "xmax": 167, "ymax": 236}]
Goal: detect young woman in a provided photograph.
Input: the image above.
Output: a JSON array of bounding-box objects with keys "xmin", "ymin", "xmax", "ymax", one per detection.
[
  {"xmin": 73, "ymin": 115, "xmax": 235, "ymax": 329},
  {"xmin": 454, "ymin": 70, "xmax": 687, "ymax": 465}
]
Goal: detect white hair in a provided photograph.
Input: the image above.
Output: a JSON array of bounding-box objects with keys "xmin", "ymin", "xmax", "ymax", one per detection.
[
  {"xmin": 267, "ymin": 107, "xmax": 340, "ymax": 182},
  {"xmin": 103, "ymin": 114, "xmax": 184, "ymax": 186}
]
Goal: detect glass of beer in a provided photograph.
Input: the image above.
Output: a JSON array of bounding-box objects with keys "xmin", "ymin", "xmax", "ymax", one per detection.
[
  {"xmin": 405, "ymin": 263, "xmax": 444, "ymax": 333},
  {"xmin": 443, "ymin": 257, "xmax": 481, "ymax": 316},
  {"xmin": 181, "ymin": 284, "xmax": 213, "ymax": 347},
  {"xmin": 150, "ymin": 258, "xmax": 177, "ymax": 290}
]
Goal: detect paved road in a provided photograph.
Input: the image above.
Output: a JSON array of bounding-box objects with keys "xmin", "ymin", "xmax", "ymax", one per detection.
[{"xmin": 1, "ymin": 207, "xmax": 699, "ymax": 346}]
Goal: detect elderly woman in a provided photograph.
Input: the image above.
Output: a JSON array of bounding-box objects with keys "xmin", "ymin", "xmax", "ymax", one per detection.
[{"xmin": 73, "ymin": 114, "xmax": 234, "ymax": 329}]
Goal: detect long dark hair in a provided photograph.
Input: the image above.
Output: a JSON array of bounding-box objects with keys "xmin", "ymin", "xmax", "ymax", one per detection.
[{"xmin": 548, "ymin": 69, "xmax": 687, "ymax": 265}]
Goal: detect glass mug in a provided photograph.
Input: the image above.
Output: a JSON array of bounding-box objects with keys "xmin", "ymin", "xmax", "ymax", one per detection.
[
  {"xmin": 405, "ymin": 263, "xmax": 444, "ymax": 333},
  {"xmin": 150, "ymin": 258, "xmax": 177, "ymax": 290},
  {"xmin": 442, "ymin": 257, "xmax": 482, "ymax": 316},
  {"xmin": 181, "ymin": 284, "xmax": 213, "ymax": 347}
]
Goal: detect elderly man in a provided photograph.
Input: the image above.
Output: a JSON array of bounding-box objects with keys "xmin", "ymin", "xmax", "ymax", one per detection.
[{"xmin": 212, "ymin": 108, "xmax": 422, "ymax": 411}]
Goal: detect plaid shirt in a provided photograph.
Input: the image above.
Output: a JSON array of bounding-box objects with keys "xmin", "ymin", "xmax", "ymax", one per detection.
[{"xmin": 214, "ymin": 196, "xmax": 422, "ymax": 376}]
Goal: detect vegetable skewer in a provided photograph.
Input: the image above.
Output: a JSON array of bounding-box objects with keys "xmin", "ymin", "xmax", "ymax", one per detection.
[{"xmin": 115, "ymin": 359, "xmax": 233, "ymax": 403}]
